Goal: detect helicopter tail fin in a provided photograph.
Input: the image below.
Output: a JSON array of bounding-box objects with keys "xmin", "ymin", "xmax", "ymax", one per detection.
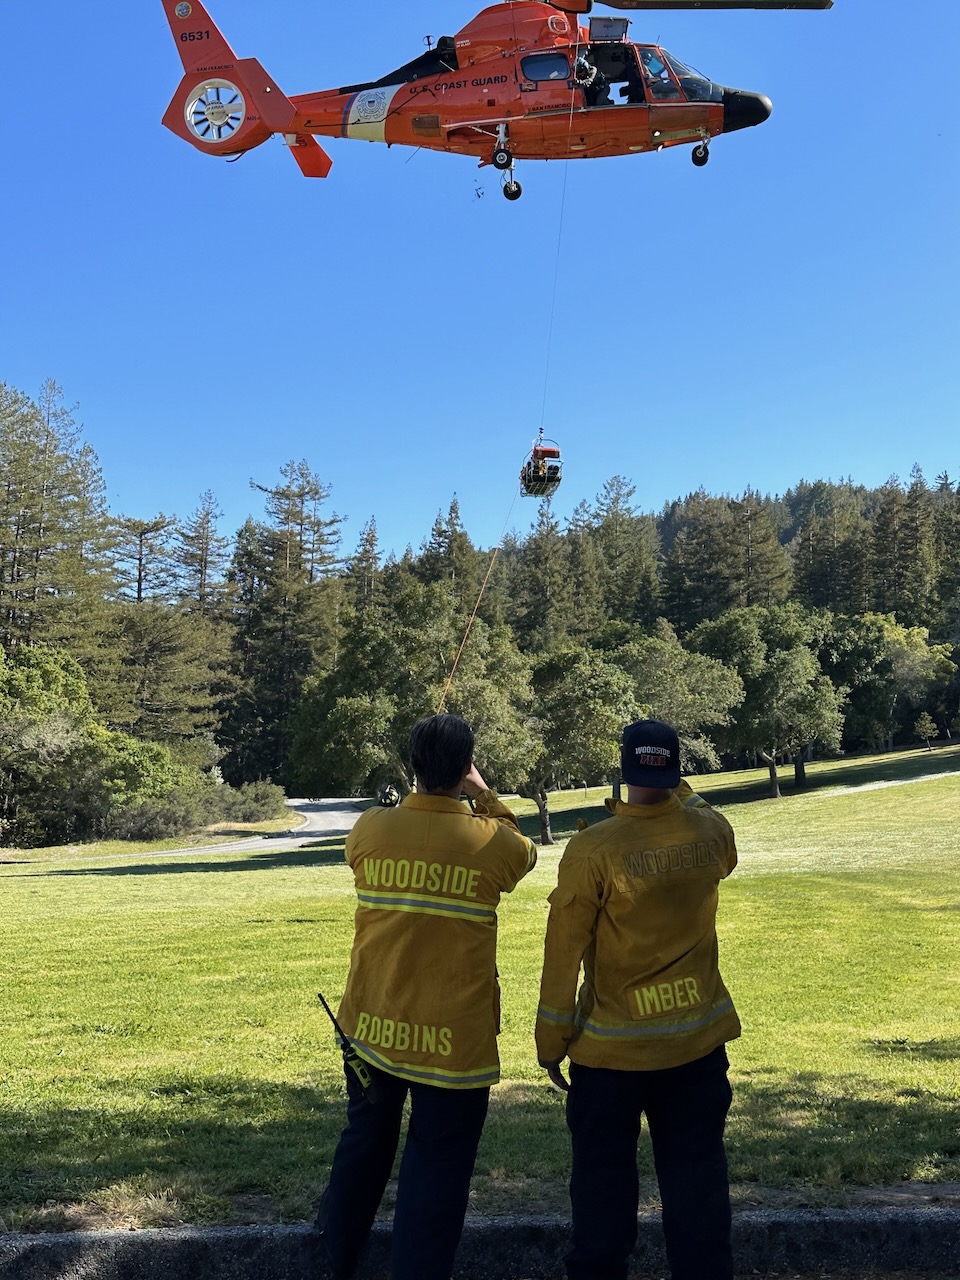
[
  {"xmin": 160, "ymin": 0, "xmax": 332, "ymax": 177},
  {"xmin": 162, "ymin": 0, "xmax": 239, "ymax": 75}
]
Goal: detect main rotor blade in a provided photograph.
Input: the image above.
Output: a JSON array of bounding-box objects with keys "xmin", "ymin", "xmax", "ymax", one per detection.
[{"xmin": 552, "ymin": 1, "xmax": 833, "ymax": 10}]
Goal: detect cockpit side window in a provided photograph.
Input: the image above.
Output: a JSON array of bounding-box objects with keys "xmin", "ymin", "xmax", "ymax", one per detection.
[
  {"xmin": 637, "ymin": 48, "xmax": 682, "ymax": 101},
  {"xmin": 521, "ymin": 52, "xmax": 571, "ymax": 82}
]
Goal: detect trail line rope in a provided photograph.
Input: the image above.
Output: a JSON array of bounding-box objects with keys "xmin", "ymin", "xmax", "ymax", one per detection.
[{"xmin": 435, "ymin": 486, "xmax": 521, "ymax": 715}]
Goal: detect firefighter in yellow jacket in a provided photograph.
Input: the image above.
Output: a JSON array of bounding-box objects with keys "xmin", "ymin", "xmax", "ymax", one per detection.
[
  {"xmin": 536, "ymin": 719, "xmax": 740, "ymax": 1280},
  {"xmin": 317, "ymin": 713, "xmax": 537, "ymax": 1280}
]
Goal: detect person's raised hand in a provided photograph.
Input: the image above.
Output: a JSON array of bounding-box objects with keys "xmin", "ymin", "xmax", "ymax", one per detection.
[{"xmin": 461, "ymin": 763, "xmax": 488, "ymax": 798}]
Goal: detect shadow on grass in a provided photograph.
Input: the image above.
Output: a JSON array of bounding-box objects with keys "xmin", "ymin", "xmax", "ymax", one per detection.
[
  {"xmin": 39, "ymin": 841, "xmax": 347, "ymax": 879},
  {"xmin": 867, "ymin": 1036, "xmax": 960, "ymax": 1062},
  {"xmin": 699, "ymin": 745, "xmax": 960, "ymax": 809},
  {"xmin": 727, "ymin": 1069, "xmax": 960, "ymax": 1186},
  {"xmin": 516, "ymin": 807, "xmax": 607, "ymax": 844},
  {"xmin": 513, "ymin": 747, "xmax": 960, "ymax": 840},
  {"xmin": 2, "ymin": 1067, "xmax": 959, "ymax": 1227},
  {"xmin": 0, "ymin": 1075, "xmax": 344, "ymax": 1228}
]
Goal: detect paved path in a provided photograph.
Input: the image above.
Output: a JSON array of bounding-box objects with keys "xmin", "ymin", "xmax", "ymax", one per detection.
[
  {"xmin": 178, "ymin": 797, "xmax": 365, "ymax": 855},
  {"xmin": 20, "ymin": 798, "xmax": 368, "ymax": 865}
]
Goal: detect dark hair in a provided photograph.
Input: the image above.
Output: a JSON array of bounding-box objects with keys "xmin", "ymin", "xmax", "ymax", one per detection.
[{"xmin": 409, "ymin": 714, "xmax": 474, "ymax": 792}]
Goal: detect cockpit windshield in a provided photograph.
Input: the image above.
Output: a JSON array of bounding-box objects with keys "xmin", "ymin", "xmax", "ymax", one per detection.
[
  {"xmin": 636, "ymin": 48, "xmax": 680, "ymax": 99},
  {"xmin": 661, "ymin": 50, "xmax": 722, "ymax": 104}
]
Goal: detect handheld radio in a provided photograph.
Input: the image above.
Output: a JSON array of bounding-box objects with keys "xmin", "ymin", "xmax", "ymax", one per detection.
[{"xmin": 317, "ymin": 991, "xmax": 380, "ymax": 1104}]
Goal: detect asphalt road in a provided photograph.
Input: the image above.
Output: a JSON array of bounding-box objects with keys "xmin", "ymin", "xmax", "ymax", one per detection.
[
  {"xmin": 49, "ymin": 798, "xmax": 366, "ymax": 863},
  {"xmin": 187, "ymin": 797, "xmax": 363, "ymax": 855}
]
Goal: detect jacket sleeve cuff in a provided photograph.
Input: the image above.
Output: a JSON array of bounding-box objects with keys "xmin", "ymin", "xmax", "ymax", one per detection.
[
  {"xmin": 472, "ymin": 789, "xmax": 514, "ymax": 819},
  {"xmin": 536, "ymin": 1013, "xmax": 574, "ymax": 1065}
]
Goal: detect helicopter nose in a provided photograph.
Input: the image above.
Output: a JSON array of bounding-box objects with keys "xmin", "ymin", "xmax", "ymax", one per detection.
[{"xmin": 721, "ymin": 89, "xmax": 773, "ymax": 133}]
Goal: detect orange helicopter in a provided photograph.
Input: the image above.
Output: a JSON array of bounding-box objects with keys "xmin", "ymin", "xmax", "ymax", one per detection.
[{"xmin": 161, "ymin": 0, "xmax": 831, "ymax": 200}]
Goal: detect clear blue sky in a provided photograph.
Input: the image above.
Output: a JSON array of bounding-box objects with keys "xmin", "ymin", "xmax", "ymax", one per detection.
[{"xmin": 2, "ymin": 1, "xmax": 957, "ymax": 561}]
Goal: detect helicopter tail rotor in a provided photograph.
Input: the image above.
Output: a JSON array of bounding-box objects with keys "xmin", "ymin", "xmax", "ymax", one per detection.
[{"xmin": 160, "ymin": 0, "xmax": 332, "ymax": 177}]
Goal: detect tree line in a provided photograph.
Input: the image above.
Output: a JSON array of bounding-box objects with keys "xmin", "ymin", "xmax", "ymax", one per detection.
[{"xmin": 2, "ymin": 379, "xmax": 957, "ymax": 845}]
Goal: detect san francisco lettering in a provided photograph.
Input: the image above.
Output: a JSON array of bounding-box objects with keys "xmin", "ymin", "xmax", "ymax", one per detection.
[
  {"xmin": 363, "ymin": 857, "xmax": 481, "ymax": 898},
  {"xmin": 355, "ymin": 1011, "xmax": 453, "ymax": 1056},
  {"xmin": 621, "ymin": 840, "xmax": 720, "ymax": 879}
]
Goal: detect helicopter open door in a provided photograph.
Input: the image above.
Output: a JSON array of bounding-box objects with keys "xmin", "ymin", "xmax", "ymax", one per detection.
[{"xmin": 520, "ymin": 437, "xmax": 563, "ymax": 498}]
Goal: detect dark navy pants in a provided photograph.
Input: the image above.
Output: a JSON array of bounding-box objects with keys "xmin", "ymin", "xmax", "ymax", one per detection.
[
  {"xmin": 318, "ymin": 1062, "xmax": 489, "ymax": 1280},
  {"xmin": 565, "ymin": 1047, "xmax": 733, "ymax": 1280}
]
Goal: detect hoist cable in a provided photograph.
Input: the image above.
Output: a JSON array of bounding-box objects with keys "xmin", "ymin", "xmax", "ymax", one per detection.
[
  {"xmin": 438, "ymin": 24, "xmax": 577, "ymax": 714},
  {"xmin": 538, "ymin": 159, "xmax": 572, "ymax": 428}
]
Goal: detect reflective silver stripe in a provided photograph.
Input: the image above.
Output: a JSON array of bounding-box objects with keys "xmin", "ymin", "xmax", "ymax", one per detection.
[
  {"xmin": 682, "ymin": 791, "xmax": 708, "ymax": 809},
  {"xmin": 356, "ymin": 1043, "xmax": 500, "ymax": 1087},
  {"xmin": 578, "ymin": 997, "xmax": 734, "ymax": 1040},
  {"xmin": 356, "ymin": 890, "xmax": 495, "ymax": 924},
  {"xmin": 536, "ymin": 1004, "xmax": 572, "ymax": 1025}
]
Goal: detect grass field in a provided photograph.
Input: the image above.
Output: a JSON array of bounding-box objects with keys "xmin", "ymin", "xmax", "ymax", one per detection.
[{"xmin": 2, "ymin": 746, "xmax": 959, "ymax": 1232}]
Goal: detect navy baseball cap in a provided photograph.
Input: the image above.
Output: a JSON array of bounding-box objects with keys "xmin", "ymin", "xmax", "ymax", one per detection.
[{"xmin": 621, "ymin": 719, "xmax": 681, "ymax": 789}]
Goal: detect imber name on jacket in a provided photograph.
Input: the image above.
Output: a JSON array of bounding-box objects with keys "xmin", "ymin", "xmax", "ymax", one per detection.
[
  {"xmin": 634, "ymin": 976, "xmax": 703, "ymax": 1019},
  {"xmin": 354, "ymin": 1011, "xmax": 454, "ymax": 1056},
  {"xmin": 362, "ymin": 857, "xmax": 482, "ymax": 898}
]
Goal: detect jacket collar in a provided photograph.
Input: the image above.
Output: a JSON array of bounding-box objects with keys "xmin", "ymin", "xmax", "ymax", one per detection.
[
  {"xmin": 400, "ymin": 793, "xmax": 472, "ymax": 814},
  {"xmin": 605, "ymin": 794, "xmax": 680, "ymax": 819}
]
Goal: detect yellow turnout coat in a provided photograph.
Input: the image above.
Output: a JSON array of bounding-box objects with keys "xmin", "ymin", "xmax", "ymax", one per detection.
[
  {"xmin": 338, "ymin": 790, "xmax": 537, "ymax": 1089},
  {"xmin": 536, "ymin": 781, "xmax": 740, "ymax": 1072}
]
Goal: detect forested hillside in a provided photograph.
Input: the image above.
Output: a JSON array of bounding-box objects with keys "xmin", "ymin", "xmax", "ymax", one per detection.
[{"xmin": 3, "ymin": 379, "xmax": 957, "ymax": 845}]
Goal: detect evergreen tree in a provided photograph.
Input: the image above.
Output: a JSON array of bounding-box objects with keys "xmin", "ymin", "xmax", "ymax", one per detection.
[
  {"xmin": 111, "ymin": 602, "xmax": 219, "ymax": 752},
  {"xmin": 871, "ymin": 476, "xmax": 907, "ymax": 616},
  {"xmin": 792, "ymin": 484, "xmax": 872, "ymax": 617},
  {"xmin": 899, "ymin": 465, "xmax": 937, "ymax": 629},
  {"xmin": 413, "ymin": 498, "xmax": 482, "ymax": 613},
  {"xmin": 932, "ymin": 477, "xmax": 960, "ymax": 642},
  {"xmin": 508, "ymin": 503, "xmax": 575, "ymax": 653},
  {"xmin": 116, "ymin": 514, "xmax": 177, "ymax": 603},
  {"xmin": 1, "ymin": 382, "xmax": 90, "ymax": 647},
  {"xmin": 47, "ymin": 442, "xmax": 120, "ymax": 677},
  {"xmin": 218, "ymin": 463, "xmax": 343, "ymax": 785},
  {"xmin": 591, "ymin": 476, "xmax": 660, "ymax": 626},
  {"xmin": 173, "ymin": 491, "xmax": 230, "ymax": 615},
  {"xmin": 728, "ymin": 493, "xmax": 792, "ymax": 608},
  {"xmin": 345, "ymin": 518, "xmax": 384, "ymax": 610},
  {"xmin": 660, "ymin": 491, "xmax": 739, "ymax": 632},
  {"xmin": 438, "ymin": 621, "xmax": 536, "ymax": 793},
  {"xmin": 564, "ymin": 501, "xmax": 606, "ymax": 643}
]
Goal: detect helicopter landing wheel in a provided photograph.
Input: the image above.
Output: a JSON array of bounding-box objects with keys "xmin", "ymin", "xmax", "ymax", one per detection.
[
  {"xmin": 503, "ymin": 180, "xmax": 523, "ymax": 201},
  {"xmin": 692, "ymin": 144, "xmax": 710, "ymax": 167},
  {"xmin": 493, "ymin": 147, "xmax": 513, "ymax": 171}
]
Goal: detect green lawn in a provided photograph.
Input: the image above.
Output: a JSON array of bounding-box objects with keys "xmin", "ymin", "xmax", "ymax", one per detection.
[
  {"xmin": 2, "ymin": 746, "xmax": 959, "ymax": 1232},
  {"xmin": 0, "ymin": 813, "xmax": 304, "ymax": 867}
]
